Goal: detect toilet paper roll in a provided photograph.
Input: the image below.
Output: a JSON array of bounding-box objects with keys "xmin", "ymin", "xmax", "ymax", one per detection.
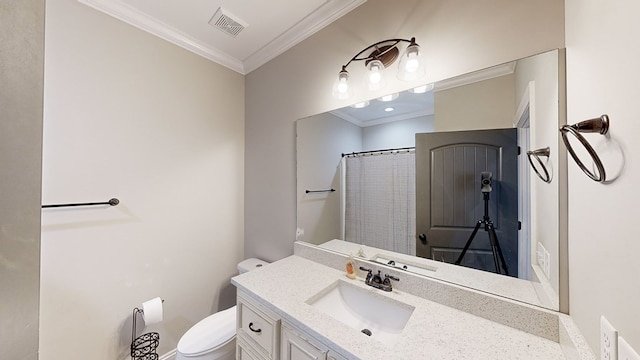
[{"xmin": 141, "ymin": 297, "xmax": 163, "ymax": 325}]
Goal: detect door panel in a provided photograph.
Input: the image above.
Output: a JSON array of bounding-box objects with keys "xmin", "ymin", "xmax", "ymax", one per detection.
[{"xmin": 416, "ymin": 128, "xmax": 518, "ymax": 276}]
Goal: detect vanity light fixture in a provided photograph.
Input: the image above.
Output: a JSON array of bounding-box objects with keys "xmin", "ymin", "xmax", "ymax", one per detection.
[
  {"xmin": 332, "ymin": 37, "xmax": 426, "ymax": 100},
  {"xmin": 409, "ymin": 83, "xmax": 434, "ymax": 94},
  {"xmin": 378, "ymin": 93, "xmax": 399, "ymax": 102},
  {"xmin": 351, "ymin": 100, "xmax": 370, "ymax": 109}
]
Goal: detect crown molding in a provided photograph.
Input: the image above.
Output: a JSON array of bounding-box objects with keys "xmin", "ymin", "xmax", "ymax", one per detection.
[
  {"xmin": 78, "ymin": 0, "xmax": 366, "ymax": 75},
  {"xmin": 78, "ymin": 0, "xmax": 244, "ymax": 73},
  {"xmin": 434, "ymin": 62, "xmax": 516, "ymax": 92},
  {"xmin": 330, "ymin": 107, "xmax": 434, "ymax": 128},
  {"xmin": 243, "ymin": 0, "xmax": 367, "ymax": 74}
]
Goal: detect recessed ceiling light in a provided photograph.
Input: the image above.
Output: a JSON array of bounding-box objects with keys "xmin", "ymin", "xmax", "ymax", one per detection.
[{"xmin": 384, "ymin": 107, "xmax": 394, "ymax": 112}]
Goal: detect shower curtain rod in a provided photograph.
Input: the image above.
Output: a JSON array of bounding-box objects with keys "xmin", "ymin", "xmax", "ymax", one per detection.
[{"xmin": 342, "ymin": 146, "xmax": 415, "ymax": 158}]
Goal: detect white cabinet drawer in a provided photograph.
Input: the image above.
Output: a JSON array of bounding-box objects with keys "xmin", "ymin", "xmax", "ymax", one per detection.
[
  {"xmin": 237, "ymin": 338, "xmax": 261, "ymax": 360},
  {"xmin": 237, "ymin": 292, "xmax": 280, "ymax": 359},
  {"xmin": 281, "ymin": 323, "xmax": 327, "ymax": 360},
  {"xmin": 327, "ymin": 350, "xmax": 347, "ymax": 360}
]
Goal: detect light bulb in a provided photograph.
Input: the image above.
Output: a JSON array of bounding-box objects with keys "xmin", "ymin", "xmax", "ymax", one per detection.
[
  {"xmin": 397, "ymin": 40, "xmax": 425, "ymax": 81},
  {"xmin": 369, "ymin": 70, "xmax": 382, "ymax": 84},
  {"xmin": 366, "ymin": 59, "xmax": 386, "ymax": 91},
  {"xmin": 337, "ymin": 80, "xmax": 348, "ymax": 93},
  {"xmin": 404, "ymin": 56, "xmax": 420, "ymax": 73},
  {"xmin": 332, "ymin": 68, "xmax": 353, "ymax": 100}
]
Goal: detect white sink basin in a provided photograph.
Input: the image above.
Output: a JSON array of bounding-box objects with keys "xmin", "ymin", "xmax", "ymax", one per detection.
[{"xmin": 306, "ymin": 280, "xmax": 415, "ymax": 346}]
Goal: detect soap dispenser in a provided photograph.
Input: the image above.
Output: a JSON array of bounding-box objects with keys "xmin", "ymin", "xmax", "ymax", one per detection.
[
  {"xmin": 345, "ymin": 253, "xmax": 357, "ymax": 279},
  {"xmin": 357, "ymin": 246, "xmax": 367, "ymax": 258}
]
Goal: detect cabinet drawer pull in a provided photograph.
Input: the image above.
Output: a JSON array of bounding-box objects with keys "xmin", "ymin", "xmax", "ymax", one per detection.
[{"xmin": 248, "ymin": 322, "xmax": 262, "ymax": 333}]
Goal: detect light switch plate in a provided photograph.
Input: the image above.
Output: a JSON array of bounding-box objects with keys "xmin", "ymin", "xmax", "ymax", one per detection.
[
  {"xmin": 601, "ymin": 316, "xmax": 618, "ymax": 360},
  {"xmin": 619, "ymin": 337, "xmax": 640, "ymax": 360}
]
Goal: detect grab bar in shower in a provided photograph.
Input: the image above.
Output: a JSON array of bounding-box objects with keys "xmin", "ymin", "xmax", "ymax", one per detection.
[{"xmin": 42, "ymin": 198, "xmax": 120, "ymax": 208}]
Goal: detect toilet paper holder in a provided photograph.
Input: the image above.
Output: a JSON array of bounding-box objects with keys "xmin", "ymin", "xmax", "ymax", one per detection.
[{"xmin": 131, "ymin": 300, "xmax": 164, "ymax": 360}]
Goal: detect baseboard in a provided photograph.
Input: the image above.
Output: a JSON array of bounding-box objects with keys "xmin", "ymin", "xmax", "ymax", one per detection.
[{"xmin": 159, "ymin": 349, "xmax": 177, "ymax": 360}]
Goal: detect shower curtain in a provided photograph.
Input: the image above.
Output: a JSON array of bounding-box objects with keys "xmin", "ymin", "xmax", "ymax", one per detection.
[{"xmin": 344, "ymin": 151, "xmax": 416, "ymax": 255}]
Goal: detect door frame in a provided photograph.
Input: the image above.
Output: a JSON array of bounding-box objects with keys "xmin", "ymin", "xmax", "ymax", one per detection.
[{"xmin": 515, "ymin": 81, "xmax": 534, "ymax": 279}]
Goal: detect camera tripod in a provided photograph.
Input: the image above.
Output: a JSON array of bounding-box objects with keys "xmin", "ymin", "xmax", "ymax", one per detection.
[{"xmin": 454, "ymin": 192, "xmax": 509, "ymax": 276}]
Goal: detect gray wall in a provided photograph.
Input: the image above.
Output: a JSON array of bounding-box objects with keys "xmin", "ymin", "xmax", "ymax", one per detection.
[{"xmin": 0, "ymin": 1, "xmax": 44, "ymax": 359}]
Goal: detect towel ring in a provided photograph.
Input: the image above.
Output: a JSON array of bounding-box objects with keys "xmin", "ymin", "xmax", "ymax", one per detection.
[
  {"xmin": 559, "ymin": 115, "xmax": 609, "ymax": 182},
  {"xmin": 527, "ymin": 147, "xmax": 551, "ymax": 183}
]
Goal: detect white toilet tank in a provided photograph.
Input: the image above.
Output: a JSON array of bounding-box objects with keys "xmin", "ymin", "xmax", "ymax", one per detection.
[
  {"xmin": 175, "ymin": 258, "xmax": 269, "ymax": 360},
  {"xmin": 237, "ymin": 257, "xmax": 269, "ymax": 274}
]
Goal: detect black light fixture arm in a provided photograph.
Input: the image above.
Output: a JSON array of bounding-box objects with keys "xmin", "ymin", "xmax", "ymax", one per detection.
[{"xmin": 341, "ymin": 37, "xmax": 417, "ymax": 69}]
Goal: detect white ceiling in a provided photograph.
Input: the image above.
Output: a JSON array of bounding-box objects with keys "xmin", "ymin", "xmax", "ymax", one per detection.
[
  {"xmin": 331, "ymin": 90, "xmax": 435, "ymax": 127},
  {"xmin": 78, "ymin": 0, "xmax": 366, "ymax": 74}
]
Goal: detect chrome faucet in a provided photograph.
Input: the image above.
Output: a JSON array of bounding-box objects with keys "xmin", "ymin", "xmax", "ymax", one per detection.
[{"xmin": 359, "ymin": 267, "xmax": 399, "ymax": 292}]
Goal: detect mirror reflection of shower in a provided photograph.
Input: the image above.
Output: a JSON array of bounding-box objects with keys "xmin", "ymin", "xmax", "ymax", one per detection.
[{"xmin": 296, "ymin": 49, "xmax": 564, "ymax": 311}]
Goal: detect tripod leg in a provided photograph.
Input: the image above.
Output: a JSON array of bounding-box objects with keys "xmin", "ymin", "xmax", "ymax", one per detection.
[
  {"xmin": 455, "ymin": 221, "xmax": 482, "ymax": 265},
  {"xmin": 487, "ymin": 223, "xmax": 509, "ymax": 276},
  {"xmin": 486, "ymin": 227, "xmax": 501, "ymax": 274}
]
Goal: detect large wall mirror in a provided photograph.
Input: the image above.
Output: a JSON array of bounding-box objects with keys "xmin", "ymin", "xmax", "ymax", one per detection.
[{"xmin": 296, "ymin": 49, "xmax": 565, "ymax": 311}]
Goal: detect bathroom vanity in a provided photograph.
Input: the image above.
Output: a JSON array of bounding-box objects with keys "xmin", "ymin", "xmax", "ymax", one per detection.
[
  {"xmin": 231, "ymin": 244, "xmax": 594, "ymax": 360},
  {"xmin": 236, "ymin": 289, "xmax": 346, "ymax": 360}
]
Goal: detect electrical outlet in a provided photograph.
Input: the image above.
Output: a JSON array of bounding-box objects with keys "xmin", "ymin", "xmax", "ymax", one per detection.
[
  {"xmin": 619, "ymin": 337, "xmax": 640, "ymax": 360},
  {"xmin": 537, "ymin": 242, "xmax": 545, "ymax": 267},
  {"xmin": 536, "ymin": 242, "xmax": 551, "ymax": 279},
  {"xmin": 601, "ymin": 316, "xmax": 618, "ymax": 360},
  {"xmin": 543, "ymin": 246, "xmax": 550, "ymax": 278}
]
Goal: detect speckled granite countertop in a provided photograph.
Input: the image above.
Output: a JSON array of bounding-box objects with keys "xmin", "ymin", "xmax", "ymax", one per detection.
[
  {"xmin": 232, "ymin": 255, "xmax": 567, "ymax": 360},
  {"xmin": 318, "ymin": 239, "xmax": 557, "ymax": 310}
]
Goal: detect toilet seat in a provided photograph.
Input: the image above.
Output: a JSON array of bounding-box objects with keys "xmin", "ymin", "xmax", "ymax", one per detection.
[
  {"xmin": 178, "ymin": 336, "xmax": 235, "ymax": 358},
  {"xmin": 177, "ymin": 306, "xmax": 236, "ymax": 356}
]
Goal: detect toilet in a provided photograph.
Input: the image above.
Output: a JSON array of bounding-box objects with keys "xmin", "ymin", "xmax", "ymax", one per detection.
[{"xmin": 175, "ymin": 258, "xmax": 269, "ymax": 360}]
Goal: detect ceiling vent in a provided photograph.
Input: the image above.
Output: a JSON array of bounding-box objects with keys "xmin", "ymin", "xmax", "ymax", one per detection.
[{"xmin": 208, "ymin": 7, "xmax": 247, "ymax": 37}]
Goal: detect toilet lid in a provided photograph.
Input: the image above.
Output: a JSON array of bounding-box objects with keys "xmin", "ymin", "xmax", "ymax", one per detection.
[{"xmin": 177, "ymin": 306, "xmax": 236, "ymax": 355}]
